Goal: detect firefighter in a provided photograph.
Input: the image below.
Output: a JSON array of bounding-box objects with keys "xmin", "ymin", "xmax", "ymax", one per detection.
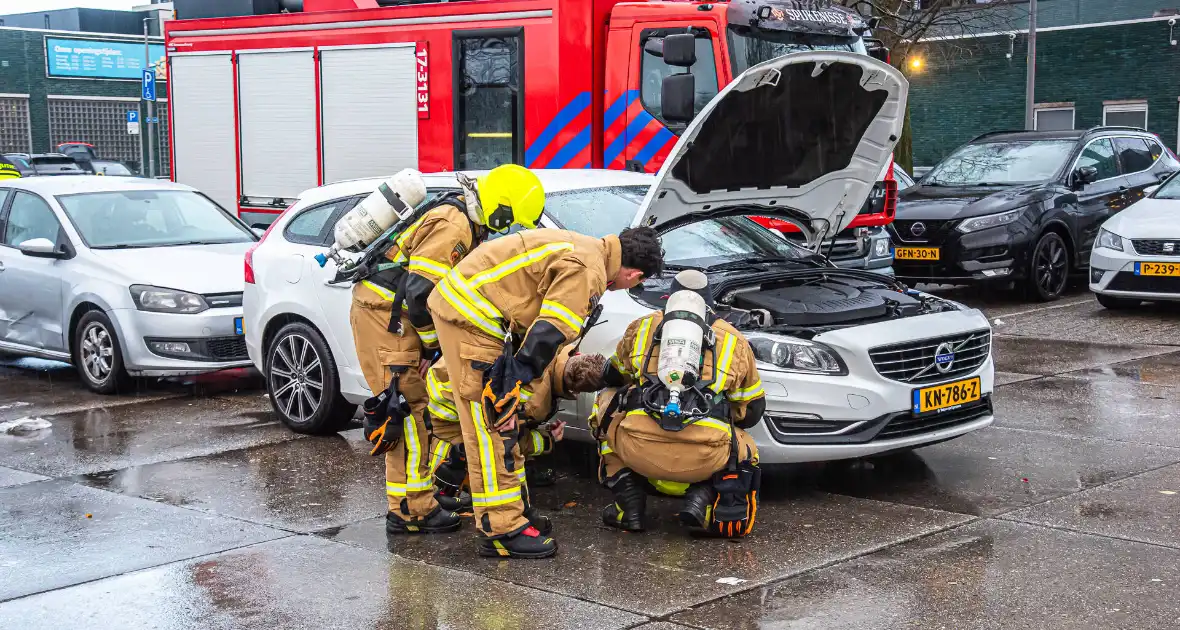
[
  {"xmin": 426, "ymin": 225, "xmax": 664, "ymax": 558},
  {"xmin": 0, "ymin": 155, "xmax": 21, "ymax": 179},
  {"xmin": 423, "ymin": 347, "xmax": 608, "ymax": 523},
  {"xmin": 592, "ymin": 269, "xmax": 767, "ymax": 538},
  {"xmin": 355, "ymin": 164, "xmax": 545, "ymax": 536}
]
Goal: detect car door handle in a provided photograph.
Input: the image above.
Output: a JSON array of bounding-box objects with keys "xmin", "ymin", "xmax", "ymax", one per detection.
[{"xmin": 323, "ymin": 279, "xmax": 349, "ymax": 289}]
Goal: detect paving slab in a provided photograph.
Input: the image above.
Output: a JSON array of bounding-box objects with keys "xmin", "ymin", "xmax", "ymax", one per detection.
[
  {"xmin": 671, "ymin": 520, "xmax": 1180, "ymax": 630},
  {"xmin": 0, "ymin": 465, "xmax": 46, "ymax": 488},
  {"xmin": 0, "ymin": 480, "xmax": 287, "ymax": 602},
  {"xmin": 630, "ymin": 624, "xmax": 697, "ymax": 630},
  {"xmin": 0, "ymin": 393, "xmax": 299, "ymax": 476},
  {"xmin": 811, "ymin": 426, "xmax": 1180, "ymax": 516},
  {"xmin": 1005, "ymin": 462, "xmax": 1180, "ymax": 549},
  {"xmin": 73, "ymin": 428, "xmax": 384, "ymax": 532},
  {"xmin": 0, "ymin": 535, "xmax": 644, "ymax": 630},
  {"xmin": 994, "ymin": 371, "xmax": 1041, "ymax": 387},
  {"xmin": 993, "ymin": 377, "xmax": 1180, "ymax": 448},
  {"xmin": 991, "ymin": 337, "xmax": 1175, "ymax": 376},
  {"xmin": 993, "ymin": 298, "xmax": 1180, "ymax": 345},
  {"xmin": 1060, "ymin": 351, "xmax": 1180, "ymax": 387}
]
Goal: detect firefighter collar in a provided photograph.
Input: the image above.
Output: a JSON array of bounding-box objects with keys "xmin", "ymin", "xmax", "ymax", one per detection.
[
  {"xmin": 633, "ymin": 51, "xmax": 908, "ymax": 251},
  {"xmin": 601, "ymin": 234, "xmax": 622, "ymax": 281}
]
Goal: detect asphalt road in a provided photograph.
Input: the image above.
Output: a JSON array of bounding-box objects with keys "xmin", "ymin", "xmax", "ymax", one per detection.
[{"xmin": 2, "ymin": 286, "xmax": 1180, "ymax": 629}]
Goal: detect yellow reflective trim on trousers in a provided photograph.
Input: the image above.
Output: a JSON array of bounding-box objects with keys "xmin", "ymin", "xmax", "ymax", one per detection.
[
  {"xmin": 540, "ymin": 300, "xmax": 584, "ymax": 333},
  {"xmin": 361, "ymin": 280, "xmax": 396, "ymax": 301},
  {"xmin": 632, "ymin": 317, "xmax": 653, "ymax": 373},
  {"xmin": 428, "ymin": 440, "xmax": 452, "ymax": 474},
  {"xmin": 469, "ymin": 242, "xmax": 574, "ymax": 288},
  {"xmin": 598, "ymin": 440, "xmax": 613, "ymax": 455},
  {"xmin": 408, "ymin": 256, "xmax": 450, "ymax": 278},
  {"xmin": 428, "ymin": 400, "xmax": 459, "ymax": 422},
  {"xmin": 623, "ymin": 408, "xmax": 732, "ymax": 436},
  {"xmin": 470, "ymin": 401, "xmax": 498, "ymax": 496},
  {"xmin": 471, "ymin": 487, "xmax": 522, "ymax": 507},
  {"xmin": 516, "ymin": 468, "xmax": 527, "ymax": 481},
  {"xmin": 403, "ymin": 415, "xmax": 433, "ymax": 491},
  {"xmin": 730, "ymin": 379, "xmax": 765, "ymax": 401},
  {"xmin": 426, "ymin": 369, "xmax": 447, "ymax": 399},
  {"xmin": 531, "ymin": 430, "xmax": 545, "ymax": 454},
  {"xmin": 438, "ymin": 277, "xmax": 507, "ymax": 341},
  {"xmin": 417, "ymin": 329, "xmax": 439, "ymax": 345},
  {"xmin": 386, "ymin": 482, "xmax": 407, "ymax": 497},
  {"xmin": 520, "ymin": 388, "xmax": 533, "ymax": 402},
  {"xmin": 710, "ymin": 333, "xmax": 738, "ymax": 393}
]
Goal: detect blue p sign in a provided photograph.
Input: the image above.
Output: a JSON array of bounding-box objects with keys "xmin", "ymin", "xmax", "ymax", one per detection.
[
  {"xmin": 141, "ymin": 69, "xmax": 156, "ymax": 102},
  {"xmin": 126, "ymin": 110, "xmax": 139, "ymax": 123}
]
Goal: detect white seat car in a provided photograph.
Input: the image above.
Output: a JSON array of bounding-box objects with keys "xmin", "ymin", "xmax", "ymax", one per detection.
[
  {"xmin": 0, "ymin": 176, "xmax": 258, "ymax": 393},
  {"xmin": 1090, "ymin": 171, "xmax": 1180, "ymax": 308},
  {"xmin": 244, "ymin": 52, "xmax": 994, "ymax": 463}
]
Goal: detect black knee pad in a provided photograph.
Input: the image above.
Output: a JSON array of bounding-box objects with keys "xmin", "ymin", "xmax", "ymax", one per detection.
[{"xmin": 434, "ymin": 444, "xmax": 468, "ymax": 490}]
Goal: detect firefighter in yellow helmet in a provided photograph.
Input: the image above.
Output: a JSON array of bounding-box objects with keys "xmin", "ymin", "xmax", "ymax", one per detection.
[
  {"xmin": 0, "ymin": 155, "xmax": 22, "ymax": 180},
  {"xmin": 355, "ymin": 164, "xmax": 545, "ymax": 536}
]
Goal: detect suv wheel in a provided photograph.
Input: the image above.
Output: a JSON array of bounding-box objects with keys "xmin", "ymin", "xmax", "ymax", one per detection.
[
  {"xmin": 1024, "ymin": 232, "xmax": 1070, "ymax": 302},
  {"xmin": 1096, "ymin": 293, "xmax": 1141, "ymax": 310},
  {"xmin": 266, "ymin": 322, "xmax": 355, "ymax": 434},
  {"xmin": 73, "ymin": 311, "xmax": 131, "ymax": 394}
]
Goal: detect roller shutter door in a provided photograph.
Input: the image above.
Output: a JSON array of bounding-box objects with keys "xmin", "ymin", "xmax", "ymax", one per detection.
[
  {"xmin": 320, "ymin": 45, "xmax": 418, "ymax": 184},
  {"xmin": 238, "ymin": 49, "xmax": 318, "ymax": 200},
  {"xmin": 170, "ymin": 53, "xmax": 237, "ymax": 213}
]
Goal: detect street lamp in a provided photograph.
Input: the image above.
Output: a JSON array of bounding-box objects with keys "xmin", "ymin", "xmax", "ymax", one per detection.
[{"xmin": 908, "ymin": 56, "xmax": 924, "ymax": 72}]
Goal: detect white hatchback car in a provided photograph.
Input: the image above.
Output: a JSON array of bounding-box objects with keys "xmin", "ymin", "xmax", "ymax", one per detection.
[
  {"xmin": 1090, "ymin": 172, "xmax": 1180, "ymax": 308},
  {"xmin": 244, "ymin": 52, "xmax": 995, "ymax": 463},
  {"xmin": 0, "ymin": 176, "xmax": 257, "ymax": 392}
]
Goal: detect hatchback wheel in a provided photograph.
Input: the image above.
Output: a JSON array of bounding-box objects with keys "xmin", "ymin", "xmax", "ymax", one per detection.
[
  {"xmin": 73, "ymin": 311, "xmax": 131, "ymax": 394},
  {"xmin": 1024, "ymin": 232, "xmax": 1070, "ymax": 302},
  {"xmin": 266, "ymin": 322, "xmax": 355, "ymax": 434}
]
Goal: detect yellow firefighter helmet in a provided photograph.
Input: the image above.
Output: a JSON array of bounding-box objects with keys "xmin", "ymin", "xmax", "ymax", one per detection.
[{"xmin": 475, "ymin": 164, "xmax": 545, "ymax": 233}]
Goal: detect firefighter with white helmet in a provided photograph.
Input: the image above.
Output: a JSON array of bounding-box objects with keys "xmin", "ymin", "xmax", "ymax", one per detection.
[{"xmin": 350, "ymin": 164, "xmax": 545, "ymax": 536}]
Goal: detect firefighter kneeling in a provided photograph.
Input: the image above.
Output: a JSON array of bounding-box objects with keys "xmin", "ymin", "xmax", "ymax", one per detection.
[{"xmin": 593, "ymin": 270, "xmax": 766, "ymax": 537}]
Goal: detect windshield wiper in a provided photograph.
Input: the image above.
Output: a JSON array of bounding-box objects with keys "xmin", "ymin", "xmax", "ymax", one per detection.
[
  {"xmin": 707, "ymin": 255, "xmax": 815, "ymax": 272},
  {"xmin": 94, "ymin": 243, "xmax": 154, "ymax": 250}
]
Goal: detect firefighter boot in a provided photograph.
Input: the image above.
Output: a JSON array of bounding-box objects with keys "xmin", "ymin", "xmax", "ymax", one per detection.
[
  {"xmin": 434, "ymin": 445, "xmax": 471, "ymax": 514},
  {"xmin": 436, "ymin": 487, "xmax": 473, "ymax": 515},
  {"xmin": 386, "ymin": 506, "xmax": 463, "ymax": 535},
  {"xmin": 477, "ymin": 526, "xmax": 558, "ymax": 559},
  {"xmin": 526, "ymin": 460, "xmax": 557, "ymax": 487},
  {"xmin": 678, "ymin": 483, "xmax": 719, "ymax": 531},
  {"xmin": 519, "ymin": 484, "xmax": 552, "ymax": 536},
  {"xmin": 601, "ymin": 472, "xmax": 646, "ymax": 532}
]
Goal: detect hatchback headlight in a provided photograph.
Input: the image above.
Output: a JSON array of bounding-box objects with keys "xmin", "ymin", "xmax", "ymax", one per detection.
[
  {"xmin": 873, "ymin": 236, "xmax": 892, "ymax": 258},
  {"xmin": 955, "ymin": 209, "xmax": 1023, "ymax": 233},
  {"xmin": 1097, "ymin": 228, "xmax": 1124, "ymax": 252},
  {"xmin": 748, "ymin": 335, "xmax": 848, "ymax": 375},
  {"xmin": 130, "ymin": 285, "xmax": 209, "ymax": 314}
]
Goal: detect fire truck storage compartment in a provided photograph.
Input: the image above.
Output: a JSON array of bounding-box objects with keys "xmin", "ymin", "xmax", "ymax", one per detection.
[
  {"xmin": 237, "ymin": 48, "xmax": 318, "ymax": 203},
  {"xmin": 319, "ymin": 44, "xmax": 419, "ymax": 184},
  {"xmin": 170, "ymin": 53, "xmax": 238, "ymax": 214}
]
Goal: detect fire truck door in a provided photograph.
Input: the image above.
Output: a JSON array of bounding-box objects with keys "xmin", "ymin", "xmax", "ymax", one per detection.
[
  {"xmin": 622, "ymin": 24, "xmax": 721, "ymax": 173},
  {"xmin": 452, "ymin": 29, "xmax": 526, "ymax": 169}
]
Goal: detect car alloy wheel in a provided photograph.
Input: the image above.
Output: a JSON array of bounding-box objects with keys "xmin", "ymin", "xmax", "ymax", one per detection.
[
  {"xmin": 1030, "ymin": 232, "xmax": 1069, "ymax": 301},
  {"xmin": 73, "ymin": 310, "xmax": 131, "ymax": 395},
  {"xmin": 268, "ymin": 333, "xmax": 325, "ymax": 425},
  {"xmin": 80, "ymin": 322, "xmax": 115, "ymax": 384}
]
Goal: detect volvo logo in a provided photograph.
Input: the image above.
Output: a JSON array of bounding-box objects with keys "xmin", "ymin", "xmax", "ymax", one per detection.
[
  {"xmin": 910, "ymin": 222, "xmax": 927, "ymax": 237},
  {"xmin": 934, "ymin": 342, "xmax": 955, "ymax": 373}
]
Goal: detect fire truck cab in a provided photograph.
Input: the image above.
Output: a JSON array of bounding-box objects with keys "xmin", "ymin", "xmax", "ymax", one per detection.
[{"xmin": 165, "ymin": 0, "xmax": 897, "ymax": 271}]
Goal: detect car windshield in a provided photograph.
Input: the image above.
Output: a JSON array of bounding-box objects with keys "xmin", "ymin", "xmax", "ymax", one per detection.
[
  {"xmin": 727, "ymin": 27, "xmax": 867, "ymax": 75},
  {"xmin": 97, "ymin": 162, "xmax": 133, "ymax": 176},
  {"xmin": 924, "ymin": 140, "xmax": 1075, "ymax": 186},
  {"xmin": 543, "ymin": 185, "xmax": 812, "ymax": 268},
  {"xmin": 1152, "ymin": 173, "xmax": 1180, "ymax": 199},
  {"xmin": 57, "ymin": 190, "xmax": 255, "ymax": 249}
]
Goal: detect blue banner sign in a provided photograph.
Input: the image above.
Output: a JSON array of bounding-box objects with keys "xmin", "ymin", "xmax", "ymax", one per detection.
[{"xmin": 46, "ymin": 37, "xmax": 166, "ymax": 80}]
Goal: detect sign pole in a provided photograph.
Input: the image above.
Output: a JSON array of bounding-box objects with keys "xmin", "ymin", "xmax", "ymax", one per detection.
[
  {"xmin": 143, "ymin": 18, "xmax": 156, "ymax": 178},
  {"xmin": 1024, "ymin": 0, "xmax": 1037, "ymax": 130}
]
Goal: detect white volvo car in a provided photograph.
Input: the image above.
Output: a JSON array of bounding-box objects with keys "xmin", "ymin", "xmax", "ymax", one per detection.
[
  {"xmin": 1089, "ymin": 171, "xmax": 1180, "ymax": 308},
  {"xmin": 244, "ymin": 52, "xmax": 994, "ymax": 463}
]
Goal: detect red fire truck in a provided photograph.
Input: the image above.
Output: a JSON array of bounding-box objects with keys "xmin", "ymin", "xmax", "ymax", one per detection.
[{"xmin": 165, "ymin": 0, "xmax": 898, "ymax": 267}]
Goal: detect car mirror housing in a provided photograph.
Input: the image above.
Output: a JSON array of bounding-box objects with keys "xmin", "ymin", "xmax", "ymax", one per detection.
[
  {"xmin": 18, "ymin": 238, "xmax": 67, "ymax": 259},
  {"xmin": 1072, "ymin": 165, "xmax": 1099, "ymax": 189}
]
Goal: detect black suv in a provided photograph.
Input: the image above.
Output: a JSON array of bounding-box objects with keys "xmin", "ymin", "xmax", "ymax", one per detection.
[{"xmin": 890, "ymin": 127, "xmax": 1180, "ymax": 300}]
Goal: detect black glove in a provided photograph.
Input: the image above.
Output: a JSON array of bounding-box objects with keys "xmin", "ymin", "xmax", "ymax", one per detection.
[{"xmin": 362, "ymin": 388, "xmax": 409, "ymax": 457}]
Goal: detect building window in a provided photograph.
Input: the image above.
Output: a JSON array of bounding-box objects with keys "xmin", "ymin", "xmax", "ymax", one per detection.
[
  {"xmin": 0, "ymin": 97, "xmax": 31, "ymax": 153},
  {"xmin": 1103, "ymin": 101, "xmax": 1148, "ymax": 129},
  {"xmin": 1034, "ymin": 106, "xmax": 1074, "ymax": 131},
  {"xmin": 453, "ymin": 30, "xmax": 524, "ymax": 170},
  {"xmin": 48, "ymin": 98, "xmax": 141, "ymax": 169}
]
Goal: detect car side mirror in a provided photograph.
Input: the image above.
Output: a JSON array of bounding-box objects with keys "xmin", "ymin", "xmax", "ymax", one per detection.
[
  {"xmin": 661, "ymin": 73, "xmax": 695, "ymax": 123},
  {"xmin": 1072, "ymin": 165, "xmax": 1099, "ymax": 189},
  {"xmin": 18, "ymin": 238, "xmax": 66, "ymax": 259},
  {"xmin": 662, "ymin": 33, "xmax": 697, "ymax": 67},
  {"xmin": 1145, "ymin": 184, "xmax": 1160, "ymax": 196}
]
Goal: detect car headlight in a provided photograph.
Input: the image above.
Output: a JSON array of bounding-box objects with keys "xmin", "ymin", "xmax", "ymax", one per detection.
[
  {"xmin": 748, "ymin": 335, "xmax": 848, "ymax": 375},
  {"xmin": 873, "ymin": 236, "xmax": 892, "ymax": 258},
  {"xmin": 130, "ymin": 285, "xmax": 209, "ymax": 314},
  {"xmin": 1097, "ymin": 228, "xmax": 1124, "ymax": 252},
  {"xmin": 955, "ymin": 209, "xmax": 1023, "ymax": 233}
]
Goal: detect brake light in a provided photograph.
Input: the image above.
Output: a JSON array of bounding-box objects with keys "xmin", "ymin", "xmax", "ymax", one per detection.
[{"xmin": 244, "ymin": 216, "xmax": 282, "ymax": 285}]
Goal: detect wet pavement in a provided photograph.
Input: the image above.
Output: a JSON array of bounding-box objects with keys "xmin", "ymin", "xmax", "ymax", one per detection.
[{"xmin": 2, "ymin": 285, "xmax": 1180, "ymax": 628}]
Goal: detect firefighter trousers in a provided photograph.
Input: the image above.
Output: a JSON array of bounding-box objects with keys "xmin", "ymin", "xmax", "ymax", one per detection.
[
  {"xmin": 434, "ymin": 317, "xmax": 531, "ymax": 537},
  {"xmin": 598, "ymin": 410, "xmax": 759, "ymax": 485},
  {"xmin": 427, "ymin": 418, "xmax": 546, "ymax": 482},
  {"xmin": 350, "ymin": 287, "xmax": 436, "ymax": 521}
]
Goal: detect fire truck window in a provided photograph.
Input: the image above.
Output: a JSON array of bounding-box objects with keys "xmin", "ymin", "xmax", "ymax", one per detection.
[
  {"xmin": 640, "ymin": 34, "xmax": 718, "ymax": 125},
  {"xmin": 455, "ymin": 34, "xmax": 523, "ymax": 169}
]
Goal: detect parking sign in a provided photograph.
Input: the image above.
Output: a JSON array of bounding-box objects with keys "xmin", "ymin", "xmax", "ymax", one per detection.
[{"xmin": 142, "ymin": 69, "xmax": 156, "ymax": 102}]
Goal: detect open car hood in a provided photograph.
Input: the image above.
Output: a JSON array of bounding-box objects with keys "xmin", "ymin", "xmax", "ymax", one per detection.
[{"xmin": 633, "ymin": 51, "xmax": 907, "ymax": 248}]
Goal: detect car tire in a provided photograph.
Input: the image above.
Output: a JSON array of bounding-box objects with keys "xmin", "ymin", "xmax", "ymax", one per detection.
[
  {"xmin": 73, "ymin": 310, "xmax": 132, "ymax": 395},
  {"xmin": 1023, "ymin": 231, "xmax": 1070, "ymax": 302},
  {"xmin": 1096, "ymin": 293, "xmax": 1141, "ymax": 310},
  {"xmin": 266, "ymin": 321, "xmax": 355, "ymax": 435}
]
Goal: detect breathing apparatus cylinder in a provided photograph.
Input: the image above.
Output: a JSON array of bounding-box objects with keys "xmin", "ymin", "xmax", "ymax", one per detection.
[
  {"xmin": 657, "ymin": 289, "xmax": 707, "ymax": 419},
  {"xmin": 314, "ymin": 168, "xmax": 428, "ymax": 268}
]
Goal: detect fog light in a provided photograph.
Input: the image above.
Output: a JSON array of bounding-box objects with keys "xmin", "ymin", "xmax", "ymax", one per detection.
[
  {"xmin": 1090, "ymin": 267, "xmax": 1105, "ymax": 283},
  {"xmin": 874, "ymin": 238, "xmax": 892, "ymax": 258},
  {"xmin": 981, "ymin": 268, "xmax": 1011, "ymax": 277},
  {"xmin": 150, "ymin": 341, "xmax": 192, "ymax": 355}
]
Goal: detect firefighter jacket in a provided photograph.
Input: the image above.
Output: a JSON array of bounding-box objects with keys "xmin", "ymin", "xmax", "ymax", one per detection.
[
  {"xmin": 0, "ymin": 158, "xmax": 20, "ymax": 179},
  {"xmin": 429, "ymin": 228, "xmax": 620, "ymax": 378},
  {"xmin": 360, "ymin": 199, "xmax": 482, "ymax": 349},
  {"xmin": 609, "ymin": 311, "xmax": 766, "ymax": 430}
]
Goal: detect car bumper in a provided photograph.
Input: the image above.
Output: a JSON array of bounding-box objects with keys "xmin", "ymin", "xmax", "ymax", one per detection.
[
  {"xmin": 108, "ymin": 307, "xmax": 252, "ymax": 376},
  {"xmin": 1090, "ymin": 247, "xmax": 1180, "ymax": 301},
  {"xmin": 889, "ymin": 223, "xmax": 1030, "ymax": 284}
]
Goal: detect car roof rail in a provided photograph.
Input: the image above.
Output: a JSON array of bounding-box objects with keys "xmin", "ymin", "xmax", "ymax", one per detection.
[
  {"xmin": 1085, "ymin": 125, "xmax": 1148, "ymax": 135},
  {"xmin": 967, "ymin": 129, "xmax": 1029, "ymax": 143}
]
